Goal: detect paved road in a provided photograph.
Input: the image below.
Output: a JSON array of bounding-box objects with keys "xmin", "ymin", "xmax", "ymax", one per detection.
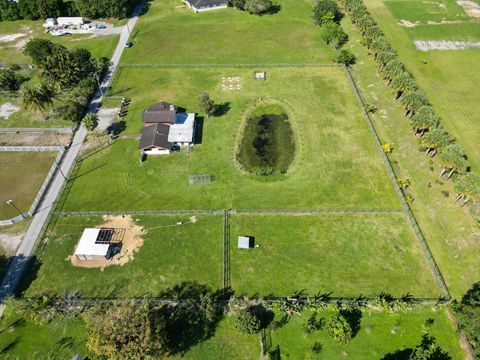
[{"xmin": 0, "ymin": 2, "xmax": 145, "ymax": 312}]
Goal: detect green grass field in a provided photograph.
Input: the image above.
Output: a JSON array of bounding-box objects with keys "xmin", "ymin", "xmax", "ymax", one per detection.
[
  {"xmin": 0, "ymin": 151, "xmax": 57, "ymax": 219},
  {"xmin": 25, "ymin": 215, "xmax": 223, "ymax": 297},
  {"xmin": 340, "ymin": 17, "xmax": 480, "ymax": 298},
  {"xmin": 64, "ymin": 67, "xmax": 399, "ymax": 211},
  {"xmin": 271, "ymin": 307, "xmax": 465, "ymax": 359},
  {"xmin": 230, "ymin": 214, "xmax": 440, "ymax": 298},
  {"xmin": 120, "ymin": 0, "xmax": 335, "ymax": 65},
  {"xmin": 384, "ymin": 0, "xmax": 472, "ymax": 23}
]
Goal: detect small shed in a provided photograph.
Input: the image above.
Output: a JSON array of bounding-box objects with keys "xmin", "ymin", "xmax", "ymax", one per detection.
[
  {"xmin": 75, "ymin": 228, "xmax": 115, "ymax": 261},
  {"xmin": 254, "ymin": 71, "xmax": 266, "ymax": 80},
  {"xmin": 44, "ymin": 18, "xmax": 57, "ymax": 28},
  {"xmin": 238, "ymin": 236, "xmax": 254, "ymax": 249}
]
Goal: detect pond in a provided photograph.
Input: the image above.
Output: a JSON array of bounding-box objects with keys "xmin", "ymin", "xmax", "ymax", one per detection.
[{"xmin": 236, "ymin": 104, "xmax": 295, "ymax": 176}]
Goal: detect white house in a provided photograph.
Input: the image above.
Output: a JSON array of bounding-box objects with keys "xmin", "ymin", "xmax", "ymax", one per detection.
[
  {"xmin": 75, "ymin": 228, "xmax": 116, "ymax": 261},
  {"xmin": 184, "ymin": 0, "xmax": 228, "ymax": 12},
  {"xmin": 57, "ymin": 17, "xmax": 84, "ymax": 27}
]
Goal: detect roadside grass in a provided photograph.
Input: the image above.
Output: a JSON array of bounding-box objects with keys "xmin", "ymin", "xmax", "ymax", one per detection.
[
  {"xmin": 0, "ymin": 151, "xmax": 57, "ymax": 219},
  {"xmin": 384, "ymin": 0, "xmax": 472, "ymax": 23},
  {"xmin": 25, "ymin": 215, "xmax": 223, "ymax": 298},
  {"xmin": 271, "ymin": 307, "xmax": 465, "ymax": 359},
  {"xmin": 64, "ymin": 67, "xmax": 399, "ymax": 211},
  {"xmin": 365, "ymin": 0, "xmax": 480, "ymax": 173},
  {"xmin": 229, "ymin": 213, "xmax": 440, "ymax": 298},
  {"xmin": 341, "ymin": 18, "xmax": 480, "ymax": 298},
  {"xmin": 120, "ymin": 0, "xmax": 335, "ymax": 65}
]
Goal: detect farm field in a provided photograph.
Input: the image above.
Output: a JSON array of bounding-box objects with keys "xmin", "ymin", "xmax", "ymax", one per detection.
[
  {"xmin": 120, "ymin": 0, "xmax": 335, "ymax": 65},
  {"xmin": 0, "ymin": 151, "xmax": 57, "ymax": 219},
  {"xmin": 364, "ymin": 0, "xmax": 480, "ymax": 172},
  {"xmin": 270, "ymin": 307, "xmax": 465, "ymax": 359},
  {"xmin": 63, "ymin": 67, "xmax": 400, "ymax": 211},
  {"xmin": 230, "ymin": 213, "xmax": 440, "ymax": 298},
  {"xmin": 340, "ymin": 17, "xmax": 480, "ymax": 298},
  {"xmin": 25, "ymin": 215, "xmax": 224, "ymax": 298}
]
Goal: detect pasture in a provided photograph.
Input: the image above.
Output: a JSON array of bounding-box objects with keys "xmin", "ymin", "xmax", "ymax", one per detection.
[
  {"xmin": 230, "ymin": 213, "xmax": 440, "ymax": 298},
  {"xmin": 120, "ymin": 0, "xmax": 335, "ymax": 65},
  {"xmin": 0, "ymin": 151, "xmax": 57, "ymax": 219},
  {"xmin": 63, "ymin": 67, "xmax": 399, "ymax": 211}
]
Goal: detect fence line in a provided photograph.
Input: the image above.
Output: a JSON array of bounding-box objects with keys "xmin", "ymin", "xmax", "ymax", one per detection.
[
  {"xmin": 0, "ymin": 145, "xmax": 62, "ymax": 152},
  {"xmin": 0, "ymin": 147, "xmax": 65, "ymax": 226},
  {"xmin": 0, "ymin": 127, "xmax": 73, "ymax": 134},
  {"xmin": 119, "ymin": 63, "xmax": 343, "ymax": 69},
  {"xmin": 344, "ymin": 66, "xmax": 451, "ymax": 299},
  {"xmin": 223, "ymin": 211, "xmax": 231, "ymax": 292}
]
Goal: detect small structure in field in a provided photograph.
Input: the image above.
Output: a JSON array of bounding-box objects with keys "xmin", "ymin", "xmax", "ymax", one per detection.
[
  {"xmin": 57, "ymin": 17, "xmax": 84, "ymax": 27},
  {"xmin": 238, "ymin": 236, "xmax": 254, "ymax": 249},
  {"xmin": 75, "ymin": 228, "xmax": 119, "ymax": 261},
  {"xmin": 254, "ymin": 71, "xmax": 266, "ymax": 80},
  {"xmin": 184, "ymin": 0, "xmax": 228, "ymax": 12},
  {"xmin": 189, "ymin": 174, "xmax": 212, "ymax": 185}
]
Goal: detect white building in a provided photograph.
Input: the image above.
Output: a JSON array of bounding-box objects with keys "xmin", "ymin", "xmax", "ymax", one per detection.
[
  {"xmin": 74, "ymin": 228, "xmax": 115, "ymax": 261},
  {"xmin": 57, "ymin": 17, "xmax": 84, "ymax": 27},
  {"xmin": 184, "ymin": 0, "xmax": 228, "ymax": 13}
]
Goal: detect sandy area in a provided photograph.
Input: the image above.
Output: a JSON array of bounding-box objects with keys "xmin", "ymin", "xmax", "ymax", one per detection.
[
  {"xmin": 415, "ymin": 40, "xmax": 480, "ymax": 51},
  {"xmin": 0, "ymin": 33, "xmax": 25, "ymax": 43},
  {"xmin": 457, "ymin": 0, "xmax": 480, "ymax": 17},
  {"xmin": 0, "ymin": 232, "xmax": 23, "ymax": 254},
  {"xmin": 0, "ymin": 132, "xmax": 71, "ymax": 146},
  {"xmin": 398, "ymin": 19, "xmax": 418, "ymax": 27},
  {"xmin": 67, "ymin": 215, "xmax": 145, "ymax": 270},
  {"xmin": 0, "ymin": 103, "xmax": 20, "ymax": 119},
  {"xmin": 97, "ymin": 107, "xmax": 119, "ymax": 131}
]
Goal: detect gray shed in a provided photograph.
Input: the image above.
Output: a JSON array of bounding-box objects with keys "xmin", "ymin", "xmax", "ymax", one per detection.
[{"xmin": 238, "ymin": 236, "xmax": 254, "ymax": 249}]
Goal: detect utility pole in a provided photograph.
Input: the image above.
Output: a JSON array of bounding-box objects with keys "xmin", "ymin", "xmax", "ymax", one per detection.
[{"xmin": 6, "ymin": 199, "xmax": 25, "ymax": 219}]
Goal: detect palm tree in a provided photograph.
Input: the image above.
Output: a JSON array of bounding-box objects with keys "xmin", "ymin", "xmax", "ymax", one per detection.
[
  {"xmin": 401, "ymin": 90, "xmax": 428, "ymax": 118},
  {"xmin": 438, "ymin": 144, "xmax": 467, "ymax": 178},
  {"xmin": 376, "ymin": 50, "xmax": 397, "ymax": 70},
  {"xmin": 21, "ymin": 84, "xmax": 54, "ymax": 114},
  {"xmin": 391, "ymin": 71, "xmax": 416, "ymax": 99},
  {"xmin": 421, "ymin": 129, "xmax": 450, "ymax": 156},
  {"xmin": 453, "ymin": 173, "xmax": 480, "ymax": 204},
  {"xmin": 382, "ymin": 59, "xmax": 405, "ymax": 85},
  {"xmin": 409, "ymin": 106, "xmax": 439, "ymax": 136}
]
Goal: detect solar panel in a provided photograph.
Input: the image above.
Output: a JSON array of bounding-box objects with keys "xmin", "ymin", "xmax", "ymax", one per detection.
[{"xmin": 95, "ymin": 228, "xmax": 114, "ymax": 244}]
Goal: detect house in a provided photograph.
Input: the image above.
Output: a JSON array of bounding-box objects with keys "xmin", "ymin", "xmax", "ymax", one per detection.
[
  {"xmin": 56, "ymin": 17, "xmax": 84, "ymax": 27},
  {"xmin": 75, "ymin": 228, "xmax": 117, "ymax": 261},
  {"xmin": 139, "ymin": 102, "xmax": 195, "ymax": 155},
  {"xmin": 184, "ymin": 0, "xmax": 228, "ymax": 12},
  {"xmin": 238, "ymin": 236, "xmax": 254, "ymax": 249}
]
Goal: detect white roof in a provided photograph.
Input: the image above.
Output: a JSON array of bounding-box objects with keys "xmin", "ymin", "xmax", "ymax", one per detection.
[
  {"xmin": 168, "ymin": 113, "xmax": 195, "ymax": 143},
  {"xmin": 75, "ymin": 228, "xmax": 110, "ymax": 257},
  {"xmin": 57, "ymin": 17, "xmax": 84, "ymax": 25},
  {"xmin": 238, "ymin": 236, "xmax": 251, "ymax": 249}
]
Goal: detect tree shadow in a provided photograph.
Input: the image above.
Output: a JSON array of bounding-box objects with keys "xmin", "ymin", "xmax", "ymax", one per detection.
[
  {"xmin": 381, "ymin": 349, "xmax": 413, "ymax": 360},
  {"xmin": 13, "ymin": 256, "xmax": 42, "ymax": 297},
  {"xmin": 0, "ymin": 255, "xmax": 41, "ymax": 300},
  {"xmin": 0, "ymin": 340, "xmax": 19, "ymax": 355},
  {"xmin": 264, "ymin": 4, "xmax": 281, "ymax": 14},
  {"xmin": 214, "ymin": 102, "xmax": 230, "ymax": 117},
  {"xmin": 250, "ymin": 304, "xmax": 274, "ymax": 329},
  {"xmin": 340, "ymin": 307, "xmax": 362, "ymax": 338},
  {"xmin": 107, "ymin": 120, "xmax": 126, "ymax": 135},
  {"xmin": 107, "ymin": 87, "xmax": 133, "ymax": 97},
  {"xmin": 194, "ymin": 116, "xmax": 204, "ymax": 145}
]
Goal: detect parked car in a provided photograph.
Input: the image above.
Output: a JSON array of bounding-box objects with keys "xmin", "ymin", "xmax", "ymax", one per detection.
[{"xmin": 96, "ymin": 24, "xmax": 106, "ymax": 29}]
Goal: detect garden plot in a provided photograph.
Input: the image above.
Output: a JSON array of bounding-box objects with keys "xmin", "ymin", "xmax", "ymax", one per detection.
[{"xmin": 221, "ymin": 76, "xmax": 241, "ymax": 91}]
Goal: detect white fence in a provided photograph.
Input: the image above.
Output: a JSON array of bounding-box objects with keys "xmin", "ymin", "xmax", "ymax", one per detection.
[{"xmin": 0, "ymin": 147, "xmax": 65, "ymax": 225}]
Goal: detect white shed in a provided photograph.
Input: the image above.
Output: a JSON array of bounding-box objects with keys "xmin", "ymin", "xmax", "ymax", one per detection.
[
  {"xmin": 238, "ymin": 236, "xmax": 254, "ymax": 249},
  {"xmin": 44, "ymin": 18, "xmax": 57, "ymax": 28},
  {"xmin": 57, "ymin": 17, "xmax": 84, "ymax": 27},
  {"xmin": 75, "ymin": 228, "xmax": 114, "ymax": 261}
]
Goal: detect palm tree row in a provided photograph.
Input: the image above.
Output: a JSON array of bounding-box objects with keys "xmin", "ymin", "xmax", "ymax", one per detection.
[{"xmin": 338, "ymin": 0, "xmax": 480, "ymax": 203}]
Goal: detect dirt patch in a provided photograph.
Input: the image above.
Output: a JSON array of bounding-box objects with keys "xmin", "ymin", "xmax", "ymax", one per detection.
[
  {"xmin": 457, "ymin": 0, "xmax": 480, "ymax": 17},
  {"xmin": 96, "ymin": 107, "xmax": 119, "ymax": 131},
  {"xmin": 414, "ymin": 40, "xmax": 480, "ymax": 50},
  {"xmin": 0, "ymin": 132, "xmax": 71, "ymax": 146},
  {"xmin": 398, "ymin": 19, "xmax": 418, "ymax": 27},
  {"xmin": 0, "ymin": 103, "xmax": 20, "ymax": 119},
  {"xmin": 0, "ymin": 33, "xmax": 25, "ymax": 43},
  {"xmin": 0, "ymin": 232, "xmax": 23, "ymax": 254},
  {"xmin": 67, "ymin": 215, "xmax": 145, "ymax": 270}
]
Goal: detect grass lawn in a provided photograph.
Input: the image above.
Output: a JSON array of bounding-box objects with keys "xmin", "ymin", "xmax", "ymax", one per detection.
[
  {"xmin": 0, "ymin": 151, "xmax": 57, "ymax": 219},
  {"xmin": 384, "ymin": 0, "xmax": 472, "ymax": 23},
  {"xmin": 270, "ymin": 307, "xmax": 465, "ymax": 359},
  {"xmin": 365, "ymin": 0, "xmax": 480, "ymax": 173},
  {"xmin": 341, "ymin": 18, "xmax": 480, "ymax": 298},
  {"xmin": 120, "ymin": 0, "xmax": 335, "ymax": 65},
  {"xmin": 64, "ymin": 67, "xmax": 399, "ymax": 211},
  {"xmin": 25, "ymin": 215, "xmax": 223, "ymax": 297},
  {"xmin": 229, "ymin": 213, "xmax": 440, "ymax": 298}
]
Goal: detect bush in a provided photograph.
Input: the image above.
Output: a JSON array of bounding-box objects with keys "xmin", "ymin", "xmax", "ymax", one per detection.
[
  {"xmin": 324, "ymin": 314, "xmax": 353, "ymax": 344},
  {"xmin": 0, "ymin": 68, "xmax": 18, "ymax": 92},
  {"xmin": 244, "ymin": 0, "xmax": 273, "ymax": 14},
  {"xmin": 83, "ymin": 113, "xmax": 98, "ymax": 131},
  {"xmin": 312, "ymin": 0, "xmax": 343, "ymax": 25},
  {"xmin": 235, "ymin": 308, "xmax": 262, "ymax": 334},
  {"xmin": 335, "ymin": 49, "xmax": 356, "ymax": 65},
  {"xmin": 320, "ymin": 22, "xmax": 348, "ymax": 49}
]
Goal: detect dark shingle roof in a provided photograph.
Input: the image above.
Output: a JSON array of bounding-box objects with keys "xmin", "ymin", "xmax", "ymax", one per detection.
[
  {"xmin": 187, "ymin": 0, "xmax": 228, "ymax": 8},
  {"xmin": 138, "ymin": 124, "xmax": 171, "ymax": 150},
  {"xmin": 142, "ymin": 102, "xmax": 177, "ymax": 124}
]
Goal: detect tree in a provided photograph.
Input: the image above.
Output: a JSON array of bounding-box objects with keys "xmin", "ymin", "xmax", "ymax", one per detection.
[
  {"xmin": 335, "ymin": 49, "xmax": 356, "ymax": 65},
  {"xmin": 453, "ymin": 282, "xmax": 480, "ymax": 359},
  {"xmin": 324, "ymin": 314, "xmax": 353, "ymax": 344},
  {"xmin": 228, "ymin": 0, "xmax": 246, "ymax": 10},
  {"xmin": 320, "ymin": 21, "xmax": 348, "ymax": 49},
  {"xmin": 391, "ymin": 71, "xmax": 416, "ymax": 99},
  {"xmin": 382, "ymin": 59, "xmax": 405, "ymax": 85},
  {"xmin": 438, "ymin": 144, "xmax": 467, "ymax": 178},
  {"xmin": 453, "ymin": 173, "xmax": 480, "ymax": 204},
  {"xmin": 83, "ymin": 112, "xmax": 98, "ymax": 130},
  {"xmin": 198, "ymin": 92, "xmax": 216, "ymax": 117},
  {"xmin": 421, "ymin": 129, "xmax": 450, "ymax": 156},
  {"xmin": 409, "ymin": 105, "xmax": 439, "ymax": 136},
  {"xmin": 312, "ymin": 0, "xmax": 343, "ymax": 25},
  {"xmin": 0, "ymin": 68, "xmax": 18, "ymax": 92},
  {"xmin": 235, "ymin": 308, "xmax": 262, "ymax": 334},
  {"xmin": 84, "ymin": 301, "xmax": 167, "ymax": 360},
  {"xmin": 21, "ymin": 83, "xmax": 53, "ymax": 114},
  {"xmin": 401, "ymin": 90, "xmax": 428, "ymax": 118},
  {"xmin": 409, "ymin": 334, "xmax": 452, "ymax": 360},
  {"xmin": 244, "ymin": 0, "xmax": 273, "ymax": 14},
  {"xmin": 24, "ymin": 38, "xmax": 60, "ymax": 66},
  {"xmin": 0, "ymin": 0, "xmax": 21, "ymax": 21}
]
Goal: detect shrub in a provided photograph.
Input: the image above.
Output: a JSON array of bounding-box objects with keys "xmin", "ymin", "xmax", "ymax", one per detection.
[
  {"xmin": 0, "ymin": 68, "xmax": 18, "ymax": 92},
  {"xmin": 312, "ymin": 0, "xmax": 343, "ymax": 25},
  {"xmin": 235, "ymin": 308, "xmax": 262, "ymax": 334},
  {"xmin": 244, "ymin": 0, "xmax": 273, "ymax": 14},
  {"xmin": 335, "ymin": 49, "xmax": 356, "ymax": 65},
  {"xmin": 324, "ymin": 314, "xmax": 353, "ymax": 344},
  {"xmin": 83, "ymin": 113, "xmax": 98, "ymax": 131},
  {"xmin": 320, "ymin": 22, "xmax": 348, "ymax": 49}
]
